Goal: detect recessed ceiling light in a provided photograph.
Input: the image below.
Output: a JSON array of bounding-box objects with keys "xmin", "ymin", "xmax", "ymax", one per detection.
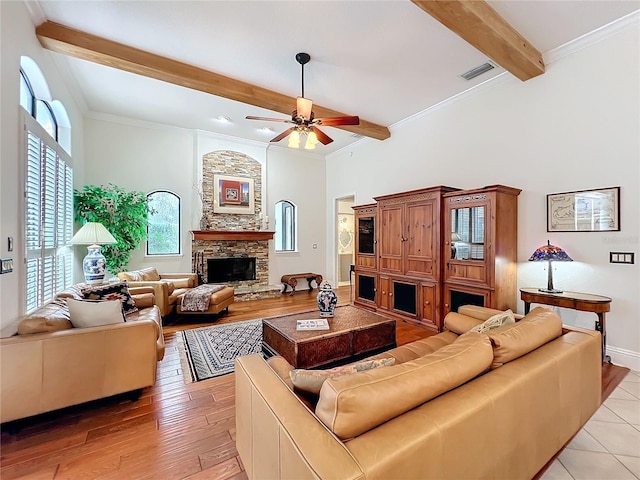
[{"xmin": 215, "ymin": 116, "xmax": 232, "ymax": 123}]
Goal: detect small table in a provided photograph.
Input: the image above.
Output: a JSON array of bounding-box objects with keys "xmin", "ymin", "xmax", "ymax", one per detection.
[
  {"xmin": 520, "ymin": 288, "xmax": 612, "ymax": 363},
  {"xmin": 262, "ymin": 305, "xmax": 396, "ymax": 369},
  {"xmin": 280, "ymin": 273, "xmax": 323, "ymax": 296}
]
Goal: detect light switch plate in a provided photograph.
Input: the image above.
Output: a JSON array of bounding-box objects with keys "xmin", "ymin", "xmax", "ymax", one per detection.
[
  {"xmin": 610, "ymin": 252, "xmax": 635, "ymax": 264},
  {"xmin": 0, "ymin": 258, "xmax": 13, "ymax": 274}
]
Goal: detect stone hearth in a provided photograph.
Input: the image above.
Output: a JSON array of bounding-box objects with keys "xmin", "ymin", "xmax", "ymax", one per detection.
[{"xmin": 191, "ymin": 230, "xmax": 281, "ymax": 302}]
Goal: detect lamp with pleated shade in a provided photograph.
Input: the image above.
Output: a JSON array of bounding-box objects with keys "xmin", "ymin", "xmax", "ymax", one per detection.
[
  {"xmin": 71, "ymin": 222, "xmax": 117, "ymax": 284},
  {"xmin": 528, "ymin": 240, "xmax": 573, "ymax": 293}
]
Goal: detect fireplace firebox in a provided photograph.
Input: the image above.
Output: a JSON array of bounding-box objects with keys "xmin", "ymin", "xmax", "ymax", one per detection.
[{"xmin": 207, "ymin": 257, "xmax": 256, "ymax": 283}]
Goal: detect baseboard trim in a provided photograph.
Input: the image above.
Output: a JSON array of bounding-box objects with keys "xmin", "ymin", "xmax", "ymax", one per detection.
[{"xmin": 608, "ymin": 345, "xmax": 640, "ymax": 372}]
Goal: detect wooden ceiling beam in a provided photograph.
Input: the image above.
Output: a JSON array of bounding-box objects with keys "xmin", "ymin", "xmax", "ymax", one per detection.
[
  {"xmin": 411, "ymin": 0, "xmax": 545, "ymax": 81},
  {"xmin": 35, "ymin": 21, "xmax": 390, "ymax": 141}
]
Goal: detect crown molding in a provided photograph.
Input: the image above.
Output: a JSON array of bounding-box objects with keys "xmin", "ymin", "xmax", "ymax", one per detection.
[
  {"xmin": 544, "ymin": 9, "xmax": 640, "ymax": 65},
  {"xmin": 328, "ymin": 10, "xmax": 640, "ymax": 162}
]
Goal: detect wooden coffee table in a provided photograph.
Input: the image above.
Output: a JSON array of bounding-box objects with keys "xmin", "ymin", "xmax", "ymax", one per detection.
[{"xmin": 262, "ymin": 305, "xmax": 396, "ymax": 369}]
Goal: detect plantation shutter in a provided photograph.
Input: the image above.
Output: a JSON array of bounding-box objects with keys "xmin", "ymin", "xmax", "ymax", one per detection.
[{"xmin": 24, "ymin": 114, "xmax": 73, "ymax": 313}]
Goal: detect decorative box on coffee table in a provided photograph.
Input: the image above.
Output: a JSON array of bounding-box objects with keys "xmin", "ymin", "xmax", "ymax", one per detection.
[{"xmin": 262, "ymin": 305, "xmax": 396, "ymax": 369}]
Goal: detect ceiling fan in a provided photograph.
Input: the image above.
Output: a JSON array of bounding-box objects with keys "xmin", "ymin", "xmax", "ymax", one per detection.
[{"xmin": 246, "ymin": 52, "xmax": 360, "ymax": 149}]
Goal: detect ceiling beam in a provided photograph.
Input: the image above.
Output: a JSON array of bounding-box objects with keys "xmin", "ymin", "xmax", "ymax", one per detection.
[
  {"xmin": 35, "ymin": 21, "xmax": 390, "ymax": 141},
  {"xmin": 411, "ymin": 0, "xmax": 545, "ymax": 81}
]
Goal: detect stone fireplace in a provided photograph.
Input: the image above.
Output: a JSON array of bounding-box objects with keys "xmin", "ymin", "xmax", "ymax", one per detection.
[
  {"xmin": 192, "ymin": 150, "xmax": 280, "ymax": 301},
  {"xmin": 191, "ymin": 230, "xmax": 281, "ymax": 301}
]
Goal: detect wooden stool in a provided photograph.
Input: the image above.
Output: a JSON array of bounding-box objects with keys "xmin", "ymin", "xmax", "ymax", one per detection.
[{"xmin": 280, "ymin": 273, "xmax": 323, "ymax": 296}]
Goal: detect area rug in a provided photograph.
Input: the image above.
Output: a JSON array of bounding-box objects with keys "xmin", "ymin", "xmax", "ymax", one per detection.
[{"xmin": 177, "ymin": 319, "xmax": 263, "ymax": 383}]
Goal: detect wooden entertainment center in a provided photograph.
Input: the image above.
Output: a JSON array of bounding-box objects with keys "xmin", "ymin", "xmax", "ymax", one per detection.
[{"xmin": 353, "ymin": 184, "xmax": 521, "ymax": 332}]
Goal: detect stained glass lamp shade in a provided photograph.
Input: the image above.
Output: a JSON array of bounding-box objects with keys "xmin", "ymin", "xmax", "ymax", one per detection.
[{"xmin": 528, "ymin": 240, "xmax": 573, "ymax": 293}]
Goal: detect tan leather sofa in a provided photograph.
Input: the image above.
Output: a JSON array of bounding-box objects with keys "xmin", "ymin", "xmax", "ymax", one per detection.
[
  {"xmin": 117, "ymin": 267, "xmax": 198, "ymax": 317},
  {"xmin": 0, "ymin": 285, "xmax": 164, "ymax": 424},
  {"xmin": 235, "ymin": 305, "xmax": 602, "ymax": 480}
]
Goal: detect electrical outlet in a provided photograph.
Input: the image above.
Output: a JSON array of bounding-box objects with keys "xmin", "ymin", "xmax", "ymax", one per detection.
[
  {"xmin": 610, "ymin": 252, "xmax": 634, "ymax": 264},
  {"xmin": 0, "ymin": 258, "xmax": 13, "ymax": 274}
]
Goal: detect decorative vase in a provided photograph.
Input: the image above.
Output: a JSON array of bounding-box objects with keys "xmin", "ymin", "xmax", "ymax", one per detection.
[
  {"xmin": 317, "ymin": 281, "xmax": 337, "ymax": 317},
  {"xmin": 83, "ymin": 245, "xmax": 107, "ymax": 284}
]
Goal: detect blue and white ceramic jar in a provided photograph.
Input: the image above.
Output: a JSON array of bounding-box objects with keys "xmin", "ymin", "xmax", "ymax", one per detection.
[{"xmin": 317, "ymin": 281, "xmax": 337, "ymax": 317}]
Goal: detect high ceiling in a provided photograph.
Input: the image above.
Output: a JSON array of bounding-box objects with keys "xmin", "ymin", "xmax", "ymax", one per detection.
[{"xmin": 29, "ymin": 0, "xmax": 639, "ymax": 155}]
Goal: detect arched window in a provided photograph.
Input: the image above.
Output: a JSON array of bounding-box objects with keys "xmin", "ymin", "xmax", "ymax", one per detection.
[
  {"xmin": 19, "ymin": 69, "xmax": 34, "ymax": 114},
  {"xmin": 20, "ymin": 58, "xmax": 71, "ymax": 153},
  {"xmin": 21, "ymin": 58, "xmax": 73, "ymax": 313},
  {"xmin": 147, "ymin": 190, "xmax": 181, "ymax": 256},
  {"xmin": 274, "ymin": 200, "xmax": 297, "ymax": 252},
  {"xmin": 35, "ymin": 99, "xmax": 57, "ymax": 139}
]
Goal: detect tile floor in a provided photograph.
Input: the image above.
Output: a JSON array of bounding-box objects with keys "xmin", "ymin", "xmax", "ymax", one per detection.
[{"xmin": 542, "ymin": 370, "xmax": 640, "ymax": 480}]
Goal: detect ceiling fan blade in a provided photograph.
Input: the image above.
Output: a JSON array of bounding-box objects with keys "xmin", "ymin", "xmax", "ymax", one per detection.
[
  {"xmin": 271, "ymin": 127, "xmax": 296, "ymax": 143},
  {"xmin": 246, "ymin": 116, "xmax": 290, "ymax": 123},
  {"xmin": 312, "ymin": 126, "xmax": 333, "ymax": 145},
  {"xmin": 315, "ymin": 116, "xmax": 360, "ymax": 127},
  {"xmin": 296, "ymin": 97, "xmax": 313, "ymax": 120}
]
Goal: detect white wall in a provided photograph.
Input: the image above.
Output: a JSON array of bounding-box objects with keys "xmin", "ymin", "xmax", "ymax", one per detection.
[
  {"xmin": 83, "ymin": 116, "xmax": 195, "ymax": 275},
  {"xmin": 82, "ymin": 120, "xmax": 326, "ymax": 286},
  {"xmin": 326, "ymin": 20, "xmax": 640, "ymax": 369},
  {"xmin": 0, "ymin": 1, "xmax": 84, "ymax": 331},
  {"xmin": 266, "ymin": 147, "xmax": 326, "ymax": 285}
]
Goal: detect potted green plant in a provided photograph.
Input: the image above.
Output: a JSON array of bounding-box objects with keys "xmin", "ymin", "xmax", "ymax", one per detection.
[{"xmin": 74, "ymin": 183, "xmax": 150, "ymax": 274}]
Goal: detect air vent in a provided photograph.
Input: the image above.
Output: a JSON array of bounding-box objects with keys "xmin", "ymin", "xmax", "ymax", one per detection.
[
  {"xmin": 350, "ymin": 133, "xmax": 364, "ymax": 139},
  {"xmin": 460, "ymin": 62, "xmax": 495, "ymax": 81}
]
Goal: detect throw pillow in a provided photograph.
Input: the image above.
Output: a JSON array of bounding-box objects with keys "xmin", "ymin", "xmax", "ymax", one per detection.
[
  {"xmin": 81, "ymin": 281, "xmax": 138, "ymax": 317},
  {"xmin": 139, "ymin": 267, "xmax": 161, "ymax": 281},
  {"xmin": 469, "ymin": 309, "xmax": 516, "ymax": 333},
  {"xmin": 290, "ymin": 358, "xmax": 395, "ymax": 395},
  {"xmin": 66, "ymin": 298, "xmax": 125, "ymax": 328}
]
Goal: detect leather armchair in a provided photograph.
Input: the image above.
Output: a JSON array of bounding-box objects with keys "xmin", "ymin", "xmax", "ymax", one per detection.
[{"xmin": 117, "ymin": 267, "xmax": 198, "ymax": 317}]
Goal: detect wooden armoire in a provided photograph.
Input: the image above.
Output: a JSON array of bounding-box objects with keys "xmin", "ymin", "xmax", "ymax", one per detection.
[{"xmin": 353, "ymin": 184, "xmax": 521, "ymax": 332}]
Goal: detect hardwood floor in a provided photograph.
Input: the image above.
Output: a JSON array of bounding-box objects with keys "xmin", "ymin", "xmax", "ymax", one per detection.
[{"xmin": 0, "ymin": 287, "xmax": 629, "ymax": 479}]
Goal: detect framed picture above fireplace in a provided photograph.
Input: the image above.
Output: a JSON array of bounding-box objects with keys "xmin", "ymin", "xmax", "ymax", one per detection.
[{"xmin": 213, "ymin": 174, "xmax": 255, "ymax": 214}]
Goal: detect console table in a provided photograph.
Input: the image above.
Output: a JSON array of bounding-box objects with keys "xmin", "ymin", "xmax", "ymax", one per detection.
[{"xmin": 520, "ymin": 288, "xmax": 612, "ymax": 363}]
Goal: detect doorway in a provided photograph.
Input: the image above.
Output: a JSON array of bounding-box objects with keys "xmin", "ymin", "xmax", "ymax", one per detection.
[{"xmin": 335, "ymin": 196, "xmax": 355, "ymax": 287}]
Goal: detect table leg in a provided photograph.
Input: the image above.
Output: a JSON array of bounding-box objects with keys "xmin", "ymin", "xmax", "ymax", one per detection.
[
  {"xmin": 595, "ymin": 313, "xmax": 610, "ymax": 364},
  {"xmin": 288, "ymin": 278, "xmax": 297, "ymax": 296},
  {"xmin": 524, "ymin": 302, "xmax": 531, "ymax": 315}
]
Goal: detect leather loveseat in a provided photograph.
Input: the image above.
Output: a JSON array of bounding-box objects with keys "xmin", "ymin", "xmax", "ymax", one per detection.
[
  {"xmin": 117, "ymin": 267, "xmax": 198, "ymax": 317},
  {"xmin": 235, "ymin": 305, "xmax": 602, "ymax": 480},
  {"xmin": 0, "ymin": 284, "xmax": 164, "ymax": 424}
]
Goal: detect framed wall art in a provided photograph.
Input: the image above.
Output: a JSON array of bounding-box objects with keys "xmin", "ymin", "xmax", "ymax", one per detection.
[
  {"xmin": 213, "ymin": 174, "xmax": 255, "ymax": 214},
  {"xmin": 547, "ymin": 186, "xmax": 620, "ymax": 232}
]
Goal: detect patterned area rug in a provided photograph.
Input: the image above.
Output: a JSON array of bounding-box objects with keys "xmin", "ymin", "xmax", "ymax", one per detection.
[{"xmin": 177, "ymin": 319, "xmax": 263, "ymax": 383}]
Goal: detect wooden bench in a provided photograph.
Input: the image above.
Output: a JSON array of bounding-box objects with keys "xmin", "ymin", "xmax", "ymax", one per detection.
[{"xmin": 281, "ymin": 273, "xmax": 323, "ymax": 296}]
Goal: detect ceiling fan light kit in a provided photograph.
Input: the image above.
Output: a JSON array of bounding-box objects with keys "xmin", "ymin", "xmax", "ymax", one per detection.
[{"xmin": 246, "ymin": 52, "xmax": 360, "ymax": 150}]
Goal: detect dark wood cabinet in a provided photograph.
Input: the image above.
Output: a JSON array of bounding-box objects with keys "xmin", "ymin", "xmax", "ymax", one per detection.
[
  {"xmin": 420, "ymin": 282, "xmax": 438, "ymax": 330},
  {"xmin": 354, "ymin": 271, "xmax": 377, "ymax": 309},
  {"xmin": 376, "ymin": 187, "xmax": 453, "ymax": 281},
  {"xmin": 353, "ymin": 204, "xmax": 377, "ymax": 272},
  {"xmin": 373, "ymin": 186, "xmax": 456, "ymax": 330},
  {"xmin": 442, "ymin": 185, "xmax": 521, "ymax": 315},
  {"xmin": 351, "ymin": 184, "xmax": 519, "ymax": 332}
]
